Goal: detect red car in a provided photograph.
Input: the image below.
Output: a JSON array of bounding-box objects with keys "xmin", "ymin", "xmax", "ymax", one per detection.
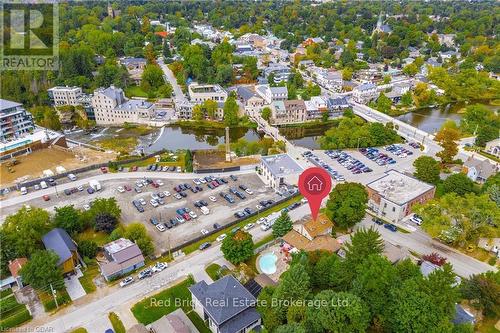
[
  {"xmin": 183, "ymin": 213, "xmax": 191, "ymax": 221},
  {"xmin": 124, "ymin": 185, "xmax": 132, "ymax": 191},
  {"xmin": 211, "ymin": 181, "xmax": 219, "ymax": 187},
  {"xmin": 100, "ymin": 167, "xmax": 108, "ymax": 173},
  {"xmin": 42, "ymin": 195, "xmax": 50, "ymax": 201},
  {"xmin": 151, "ymin": 182, "xmax": 159, "ymax": 188}
]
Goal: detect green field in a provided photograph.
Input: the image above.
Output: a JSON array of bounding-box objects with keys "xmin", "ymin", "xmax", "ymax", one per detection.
[{"xmin": 0, "ymin": 290, "xmax": 32, "ymax": 330}]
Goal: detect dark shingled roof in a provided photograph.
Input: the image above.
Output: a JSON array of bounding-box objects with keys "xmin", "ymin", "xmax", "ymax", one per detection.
[
  {"xmin": 42, "ymin": 228, "xmax": 77, "ymax": 265},
  {"xmin": 189, "ymin": 275, "xmax": 258, "ymax": 326}
]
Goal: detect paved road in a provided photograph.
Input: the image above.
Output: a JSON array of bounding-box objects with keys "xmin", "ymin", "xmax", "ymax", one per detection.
[
  {"xmin": 357, "ymin": 217, "xmax": 496, "ymax": 278},
  {"xmin": 157, "ymin": 57, "xmax": 187, "ymax": 103},
  {"xmin": 0, "ymin": 169, "xmax": 256, "ymax": 213}
]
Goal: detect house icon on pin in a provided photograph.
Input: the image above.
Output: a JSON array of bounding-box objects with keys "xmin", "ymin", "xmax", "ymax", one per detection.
[{"xmin": 307, "ymin": 176, "xmax": 323, "ymax": 192}]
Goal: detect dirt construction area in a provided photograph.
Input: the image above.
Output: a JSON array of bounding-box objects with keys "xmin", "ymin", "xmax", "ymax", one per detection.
[{"xmin": 0, "ymin": 172, "xmax": 277, "ymax": 253}]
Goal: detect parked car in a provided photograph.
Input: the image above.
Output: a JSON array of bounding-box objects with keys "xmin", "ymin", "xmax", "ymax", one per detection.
[
  {"xmin": 384, "ymin": 224, "xmax": 398, "ymax": 232},
  {"xmin": 230, "ymin": 175, "xmax": 237, "ymax": 181},
  {"xmin": 372, "ymin": 217, "xmax": 383, "ymax": 225},
  {"xmin": 100, "ymin": 167, "xmax": 108, "ymax": 173},
  {"xmin": 138, "ymin": 268, "xmax": 152, "ymax": 279},
  {"xmin": 199, "ymin": 242, "xmax": 211, "ymax": 250},
  {"xmin": 163, "ymin": 191, "xmax": 171, "ymax": 197},
  {"xmin": 119, "ymin": 276, "xmax": 134, "ymax": 287},
  {"xmin": 150, "ymin": 217, "xmax": 159, "ymax": 225},
  {"xmin": 151, "ymin": 262, "xmax": 167, "ymax": 273},
  {"xmin": 150, "ymin": 199, "xmax": 159, "ymax": 207},
  {"xmin": 213, "ymin": 223, "xmax": 221, "ymax": 230},
  {"xmin": 42, "ymin": 195, "xmax": 50, "ymax": 201},
  {"xmin": 209, "ymin": 196, "xmax": 217, "ymax": 202},
  {"xmin": 201, "ymin": 229, "xmax": 209, "ymax": 235},
  {"xmin": 156, "ymin": 224, "xmax": 166, "ymax": 232},
  {"xmin": 87, "ymin": 187, "xmax": 95, "ymax": 194},
  {"xmin": 243, "ymin": 223, "xmax": 255, "ymax": 231},
  {"xmin": 216, "ymin": 234, "xmax": 227, "ymax": 242}
]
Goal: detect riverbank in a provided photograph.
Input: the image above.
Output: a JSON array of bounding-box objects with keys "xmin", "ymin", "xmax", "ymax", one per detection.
[{"xmin": 174, "ymin": 118, "xmax": 257, "ymax": 129}]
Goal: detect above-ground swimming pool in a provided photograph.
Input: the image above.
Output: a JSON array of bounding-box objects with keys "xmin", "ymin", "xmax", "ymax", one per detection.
[{"xmin": 258, "ymin": 252, "xmax": 278, "ymax": 274}]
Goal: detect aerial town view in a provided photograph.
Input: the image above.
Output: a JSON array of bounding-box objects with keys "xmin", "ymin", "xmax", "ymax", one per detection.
[{"xmin": 0, "ymin": 1, "xmax": 499, "ymax": 332}]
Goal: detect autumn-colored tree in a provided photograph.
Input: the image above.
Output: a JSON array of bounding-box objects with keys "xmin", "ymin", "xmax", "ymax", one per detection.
[{"xmin": 434, "ymin": 127, "xmax": 460, "ymax": 164}]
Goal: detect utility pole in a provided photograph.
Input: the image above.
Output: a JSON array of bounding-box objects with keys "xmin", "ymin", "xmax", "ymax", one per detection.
[{"xmin": 50, "ymin": 284, "xmax": 58, "ymax": 309}]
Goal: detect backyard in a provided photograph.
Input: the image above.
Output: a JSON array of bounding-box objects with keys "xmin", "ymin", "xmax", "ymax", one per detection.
[{"xmin": 0, "ymin": 289, "xmax": 32, "ymax": 330}]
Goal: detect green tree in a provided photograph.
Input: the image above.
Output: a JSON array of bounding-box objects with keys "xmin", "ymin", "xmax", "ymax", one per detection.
[
  {"xmin": 261, "ymin": 107, "xmax": 272, "ymax": 122},
  {"xmin": 413, "ymin": 156, "xmax": 441, "ymax": 184},
  {"xmin": 223, "ymin": 96, "xmax": 239, "ymax": 126},
  {"xmin": 163, "ymin": 41, "xmax": 171, "ymax": 60},
  {"xmin": 94, "ymin": 213, "xmax": 118, "ymax": 234},
  {"xmin": 82, "ymin": 198, "xmax": 121, "ymax": 227},
  {"xmin": 157, "ymin": 84, "xmax": 172, "ymax": 98},
  {"xmin": 141, "ymin": 64, "xmax": 164, "ymax": 91},
  {"xmin": 307, "ymin": 290, "xmax": 370, "ymax": 333},
  {"xmin": 325, "ymin": 182, "xmax": 368, "ymax": 229},
  {"xmin": 460, "ymin": 271, "xmax": 500, "ymax": 318},
  {"xmin": 221, "ymin": 230, "xmax": 254, "ymax": 264},
  {"xmin": 274, "ymin": 263, "xmax": 311, "ymax": 301},
  {"xmin": 272, "ymin": 211, "xmax": 293, "ymax": 237},
  {"xmin": 203, "ymin": 100, "xmax": 218, "ymax": 120},
  {"xmin": 275, "ymin": 323, "xmax": 305, "ymax": 333},
  {"xmin": 20, "ymin": 250, "xmax": 64, "ymax": 290},
  {"xmin": 123, "ymin": 223, "xmax": 154, "ymax": 256},
  {"xmin": 192, "ymin": 104, "xmax": 204, "ymax": 121},
  {"xmin": 442, "ymin": 173, "xmax": 475, "ymax": 196},
  {"xmin": 184, "ymin": 149, "xmax": 193, "ymax": 172},
  {"xmin": 78, "ymin": 240, "xmax": 98, "ymax": 259},
  {"xmin": 54, "ymin": 205, "xmax": 83, "ymax": 236},
  {"xmin": 95, "ymin": 60, "xmax": 129, "ymax": 88},
  {"xmin": 375, "ymin": 92, "xmax": 392, "ymax": 113},
  {"xmin": 345, "ymin": 228, "xmax": 384, "ymax": 269}
]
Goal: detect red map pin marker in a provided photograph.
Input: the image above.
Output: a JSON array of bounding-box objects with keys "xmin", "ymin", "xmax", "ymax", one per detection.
[{"xmin": 298, "ymin": 167, "xmax": 332, "ymax": 221}]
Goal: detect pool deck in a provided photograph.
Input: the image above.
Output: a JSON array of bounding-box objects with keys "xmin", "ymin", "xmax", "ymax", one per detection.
[{"xmin": 256, "ymin": 244, "xmax": 289, "ymax": 282}]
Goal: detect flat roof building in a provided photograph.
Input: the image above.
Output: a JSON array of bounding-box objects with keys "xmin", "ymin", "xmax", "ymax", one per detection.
[
  {"xmin": 188, "ymin": 83, "xmax": 228, "ymax": 104},
  {"xmin": 0, "ymin": 99, "xmax": 35, "ymax": 143},
  {"xmin": 260, "ymin": 153, "xmax": 303, "ymax": 190},
  {"xmin": 366, "ymin": 169, "xmax": 435, "ymax": 222}
]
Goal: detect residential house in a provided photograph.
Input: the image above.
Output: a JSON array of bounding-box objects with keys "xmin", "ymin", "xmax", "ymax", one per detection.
[
  {"xmin": 92, "ymin": 86, "xmax": 155, "ymax": 125},
  {"xmin": 463, "ymin": 157, "xmax": 498, "ymax": 183},
  {"xmin": 366, "ymin": 170, "xmax": 435, "ymax": 223},
  {"xmin": 298, "ymin": 60, "xmax": 314, "ymax": 68},
  {"xmin": 437, "ymin": 34, "xmax": 456, "ymax": 47},
  {"xmin": 305, "ymin": 96, "xmax": 328, "ymax": 120},
  {"xmin": 440, "ymin": 50, "xmax": 460, "ymax": 61},
  {"xmin": 282, "ymin": 215, "xmax": 341, "ymax": 253},
  {"xmin": 175, "ymin": 100, "xmax": 194, "ymax": 119},
  {"xmin": 314, "ymin": 69, "xmax": 343, "ymax": 92},
  {"xmin": 119, "ymin": 57, "xmax": 147, "ymax": 85},
  {"xmin": 260, "ymin": 154, "xmax": 303, "ymax": 190},
  {"xmin": 99, "ymin": 238, "xmax": 145, "ymax": 281},
  {"xmin": 326, "ymin": 96, "xmax": 350, "ymax": 115},
  {"xmin": 385, "ymin": 83, "xmax": 410, "ymax": 103},
  {"xmin": 149, "ymin": 308, "xmax": 200, "ymax": 333},
  {"xmin": 235, "ymin": 86, "xmax": 265, "ymax": 117},
  {"xmin": 352, "ymin": 82, "xmax": 378, "ymax": 104},
  {"xmin": 270, "ymin": 100, "xmax": 306, "ymax": 125},
  {"xmin": 255, "ymin": 84, "xmax": 288, "ymax": 104},
  {"xmin": 42, "ymin": 228, "xmax": 80, "ymax": 275},
  {"xmin": 484, "ymin": 138, "xmax": 500, "ymax": 158},
  {"xmin": 188, "ymin": 83, "xmax": 228, "ymax": 104},
  {"xmin": 189, "ymin": 275, "xmax": 261, "ymax": 333},
  {"xmin": 8, "ymin": 258, "xmax": 28, "ymax": 288}
]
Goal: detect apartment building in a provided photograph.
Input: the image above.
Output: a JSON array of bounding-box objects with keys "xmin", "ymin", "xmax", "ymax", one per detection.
[
  {"xmin": 235, "ymin": 86, "xmax": 265, "ymax": 117},
  {"xmin": 0, "ymin": 99, "xmax": 35, "ymax": 142},
  {"xmin": 352, "ymin": 82, "xmax": 378, "ymax": 104},
  {"xmin": 305, "ymin": 96, "xmax": 328, "ymax": 120},
  {"xmin": 48, "ymin": 86, "xmax": 83, "ymax": 106},
  {"xmin": 188, "ymin": 83, "xmax": 228, "ymax": 104},
  {"xmin": 270, "ymin": 100, "xmax": 307, "ymax": 125},
  {"xmin": 91, "ymin": 86, "xmax": 155, "ymax": 125},
  {"xmin": 255, "ymin": 84, "xmax": 288, "ymax": 104}
]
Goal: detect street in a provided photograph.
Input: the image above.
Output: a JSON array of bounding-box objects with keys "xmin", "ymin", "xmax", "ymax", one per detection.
[{"xmin": 157, "ymin": 57, "xmax": 187, "ymax": 103}]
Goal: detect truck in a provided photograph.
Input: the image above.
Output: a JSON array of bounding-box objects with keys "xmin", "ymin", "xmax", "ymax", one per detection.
[
  {"xmin": 89, "ymin": 180, "xmax": 101, "ymax": 191},
  {"xmin": 40, "ymin": 181, "xmax": 48, "ymax": 189}
]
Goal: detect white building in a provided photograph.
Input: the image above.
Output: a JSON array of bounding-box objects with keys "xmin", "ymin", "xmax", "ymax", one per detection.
[
  {"xmin": 463, "ymin": 157, "xmax": 498, "ymax": 183},
  {"xmin": 188, "ymin": 83, "xmax": 228, "ymax": 104},
  {"xmin": 366, "ymin": 170, "xmax": 435, "ymax": 223},
  {"xmin": 91, "ymin": 86, "xmax": 155, "ymax": 125},
  {"xmin": 352, "ymin": 82, "xmax": 378, "ymax": 104},
  {"xmin": 48, "ymin": 86, "xmax": 83, "ymax": 106},
  {"xmin": 260, "ymin": 154, "xmax": 303, "ymax": 190},
  {"xmin": 485, "ymin": 138, "xmax": 500, "ymax": 158},
  {"xmin": 314, "ymin": 69, "xmax": 343, "ymax": 92},
  {"xmin": 270, "ymin": 100, "xmax": 307, "ymax": 125},
  {"xmin": 255, "ymin": 84, "xmax": 288, "ymax": 104}
]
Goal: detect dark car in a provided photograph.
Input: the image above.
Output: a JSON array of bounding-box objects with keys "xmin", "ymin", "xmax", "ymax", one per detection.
[
  {"xmin": 179, "ymin": 192, "xmax": 187, "ymax": 198},
  {"xmin": 384, "ymin": 223, "xmax": 398, "ymax": 232},
  {"xmin": 244, "ymin": 207, "xmax": 254, "ymax": 215},
  {"xmin": 235, "ymin": 191, "xmax": 246, "ymax": 200},
  {"xmin": 259, "ymin": 200, "xmax": 268, "ymax": 207},
  {"xmin": 199, "ymin": 242, "xmax": 211, "ymax": 250},
  {"xmin": 230, "ymin": 175, "xmax": 237, "ymax": 181},
  {"xmin": 87, "ymin": 187, "xmax": 95, "ymax": 194},
  {"xmin": 150, "ymin": 217, "xmax": 159, "ymax": 225},
  {"xmin": 234, "ymin": 211, "xmax": 246, "ymax": 218},
  {"xmin": 200, "ymin": 200, "xmax": 208, "ymax": 206},
  {"xmin": 169, "ymin": 218, "xmax": 178, "ymax": 227},
  {"xmin": 267, "ymin": 199, "xmax": 274, "ymax": 205},
  {"xmin": 219, "ymin": 178, "xmax": 228, "ymax": 184},
  {"xmin": 213, "ymin": 223, "xmax": 221, "ymax": 230},
  {"xmin": 372, "ymin": 217, "xmax": 384, "ymax": 225},
  {"xmin": 239, "ymin": 184, "xmax": 248, "ymax": 190},
  {"xmin": 191, "ymin": 188, "xmax": 198, "ymax": 193},
  {"xmin": 64, "ymin": 189, "xmax": 71, "ymax": 196},
  {"xmin": 194, "ymin": 201, "xmax": 202, "ymax": 208}
]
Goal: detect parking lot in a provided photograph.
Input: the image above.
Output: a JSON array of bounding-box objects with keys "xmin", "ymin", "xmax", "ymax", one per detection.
[{"xmin": 303, "ymin": 142, "xmax": 425, "ymax": 186}]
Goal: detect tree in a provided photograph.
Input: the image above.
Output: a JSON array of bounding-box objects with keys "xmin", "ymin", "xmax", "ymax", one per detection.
[
  {"xmin": 192, "ymin": 104, "xmax": 204, "ymax": 121},
  {"xmin": 442, "ymin": 173, "xmax": 475, "ymax": 196},
  {"xmin": 345, "ymin": 228, "xmax": 384, "ymax": 269},
  {"xmin": 274, "ymin": 263, "xmax": 311, "ymax": 301},
  {"xmin": 163, "ymin": 41, "xmax": 172, "ymax": 60},
  {"xmin": 325, "ymin": 182, "xmax": 368, "ymax": 229},
  {"xmin": 401, "ymin": 91, "xmax": 413, "ymax": 106},
  {"xmin": 375, "ymin": 92, "xmax": 392, "ymax": 113},
  {"xmin": 20, "ymin": 250, "xmax": 64, "ymax": 290},
  {"xmin": 30, "ymin": 106, "xmax": 62, "ymax": 130},
  {"xmin": 82, "ymin": 198, "xmax": 121, "ymax": 227},
  {"xmin": 272, "ymin": 211, "xmax": 293, "ymax": 237},
  {"xmin": 261, "ymin": 107, "xmax": 272, "ymax": 122},
  {"xmin": 221, "ymin": 230, "xmax": 254, "ymax": 264},
  {"xmin": 54, "ymin": 205, "xmax": 83, "ymax": 236},
  {"xmin": 203, "ymin": 100, "xmax": 218, "ymax": 120},
  {"xmin": 185, "ymin": 149, "xmax": 193, "ymax": 172},
  {"xmin": 141, "ymin": 64, "xmax": 164, "ymax": 91},
  {"xmin": 413, "ymin": 156, "xmax": 440, "ymax": 184},
  {"xmin": 78, "ymin": 240, "xmax": 98, "ymax": 258},
  {"xmin": 223, "ymin": 96, "xmax": 239, "ymax": 126},
  {"xmin": 94, "ymin": 213, "xmax": 118, "ymax": 233},
  {"xmin": 460, "ymin": 271, "xmax": 500, "ymax": 318},
  {"xmin": 275, "ymin": 323, "xmax": 306, "ymax": 333},
  {"xmin": 157, "ymin": 84, "xmax": 172, "ymax": 98},
  {"xmin": 124, "ymin": 223, "xmax": 154, "ymax": 256},
  {"xmin": 306, "ymin": 290, "xmax": 370, "ymax": 333},
  {"xmin": 402, "ymin": 62, "xmax": 419, "ymax": 76}
]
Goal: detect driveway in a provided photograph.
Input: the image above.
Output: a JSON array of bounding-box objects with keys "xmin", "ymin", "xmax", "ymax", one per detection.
[{"xmin": 64, "ymin": 270, "xmax": 86, "ymax": 301}]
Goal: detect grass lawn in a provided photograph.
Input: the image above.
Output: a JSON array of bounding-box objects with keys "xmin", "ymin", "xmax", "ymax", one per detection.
[
  {"xmin": 125, "ymin": 85, "xmax": 149, "ymax": 98},
  {"xmin": 94, "ymin": 137, "xmax": 138, "ymax": 153},
  {"xmin": 182, "ymin": 195, "xmax": 301, "ymax": 255},
  {"xmin": 131, "ymin": 276, "xmax": 195, "ymax": 325},
  {"xmin": 108, "ymin": 312, "xmax": 126, "ymax": 333},
  {"xmin": 476, "ymin": 317, "xmax": 500, "ymax": 333},
  {"xmin": 205, "ymin": 263, "xmax": 231, "ymax": 281},
  {"xmin": 253, "ymin": 234, "xmax": 275, "ymax": 249},
  {"xmin": 0, "ymin": 289, "xmax": 13, "ymax": 298},
  {"xmin": 79, "ymin": 260, "xmax": 100, "ymax": 294},
  {"xmin": 121, "ymin": 152, "xmax": 185, "ymax": 169},
  {"xmin": 76, "ymin": 229, "xmax": 109, "ymax": 247},
  {"xmin": 39, "ymin": 288, "xmax": 71, "ymax": 312},
  {"xmin": 187, "ymin": 311, "xmax": 212, "ymax": 333},
  {"xmin": 0, "ymin": 291, "xmax": 32, "ymax": 330}
]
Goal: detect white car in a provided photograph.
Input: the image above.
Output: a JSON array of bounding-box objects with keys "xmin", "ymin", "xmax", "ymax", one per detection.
[
  {"xmin": 136, "ymin": 181, "xmax": 144, "ymax": 188},
  {"xmin": 257, "ymin": 217, "xmax": 267, "ymax": 225},
  {"xmin": 151, "ymin": 193, "xmax": 159, "ymax": 200},
  {"xmin": 150, "ymin": 199, "xmax": 159, "ymax": 207},
  {"xmin": 157, "ymin": 180, "xmax": 164, "ymax": 186},
  {"xmin": 139, "ymin": 198, "xmax": 146, "ymax": 205},
  {"xmin": 243, "ymin": 223, "xmax": 255, "ymax": 231},
  {"xmin": 151, "ymin": 262, "xmax": 167, "ymax": 273},
  {"xmin": 156, "ymin": 224, "xmax": 166, "ymax": 232},
  {"xmin": 117, "ymin": 186, "xmax": 125, "ymax": 193},
  {"xmin": 216, "ymin": 234, "xmax": 227, "ymax": 242},
  {"xmin": 410, "ymin": 214, "xmax": 423, "ymax": 225},
  {"xmin": 301, "ymin": 198, "xmax": 308, "ymax": 204},
  {"xmin": 174, "ymin": 193, "xmax": 182, "ymax": 200},
  {"xmin": 193, "ymin": 179, "xmax": 201, "ymax": 185},
  {"xmin": 245, "ymin": 189, "xmax": 253, "ymax": 195},
  {"xmin": 119, "ymin": 276, "xmax": 134, "ymax": 287},
  {"xmin": 201, "ymin": 229, "xmax": 209, "ymax": 235},
  {"xmin": 83, "ymin": 204, "xmax": 91, "ymax": 211},
  {"xmin": 199, "ymin": 178, "xmax": 207, "ymax": 184},
  {"xmin": 209, "ymin": 196, "xmax": 217, "ymax": 202},
  {"xmin": 34, "ymin": 184, "xmax": 41, "ymax": 190},
  {"xmin": 163, "ymin": 191, "xmax": 171, "ymax": 197},
  {"xmin": 189, "ymin": 211, "xmax": 198, "ymax": 219},
  {"xmin": 256, "ymin": 205, "xmax": 263, "ymax": 210},
  {"xmin": 77, "ymin": 185, "xmax": 84, "ymax": 191}
]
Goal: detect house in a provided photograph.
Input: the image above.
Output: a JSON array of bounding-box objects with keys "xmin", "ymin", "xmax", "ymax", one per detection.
[
  {"xmin": 99, "ymin": 238, "xmax": 145, "ymax": 281},
  {"xmin": 189, "ymin": 275, "xmax": 261, "ymax": 333},
  {"xmin": 282, "ymin": 215, "xmax": 341, "ymax": 253},
  {"xmin": 8, "ymin": 258, "xmax": 28, "ymax": 288},
  {"xmin": 42, "ymin": 228, "xmax": 79, "ymax": 275},
  {"xmin": 149, "ymin": 308, "xmax": 200, "ymax": 333},
  {"xmin": 48, "ymin": 86, "xmax": 83, "ymax": 106},
  {"xmin": 463, "ymin": 157, "xmax": 498, "ymax": 183},
  {"xmin": 326, "ymin": 96, "xmax": 349, "ymax": 117},
  {"xmin": 175, "ymin": 100, "xmax": 194, "ymax": 119},
  {"xmin": 352, "ymin": 82, "xmax": 378, "ymax": 104},
  {"xmin": 255, "ymin": 84, "xmax": 288, "ymax": 104},
  {"xmin": 188, "ymin": 83, "xmax": 228, "ymax": 104},
  {"xmin": 366, "ymin": 170, "xmax": 435, "ymax": 223},
  {"xmin": 485, "ymin": 138, "xmax": 500, "ymax": 158},
  {"xmin": 437, "ymin": 34, "xmax": 456, "ymax": 47},
  {"xmin": 235, "ymin": 86, "xmax": 265, "ymax": 117},
  {"xmin": 119, "ymin": 57, "xmax": 147, "ymax": 85},
  {"xmin": 314, "ymin": 69, "xmax": 343, "ymax": 92},
  {"xmin": 385, "ymin": 83, "xmax": 411, "ymax": 103},
  {"xmin": 270, "ymin": 100, "xmax": 307, "ymax": 125},
  {"xmin": 298, "ymin": 59, "xmax": 314, "ymax": 68},
  {"xmin": 260, "ymin": 154, "xmax": 303, "ymax": 190},
  {"xmin": 305, "ymin": 96, "xmax": 328, "ymax": 120}
]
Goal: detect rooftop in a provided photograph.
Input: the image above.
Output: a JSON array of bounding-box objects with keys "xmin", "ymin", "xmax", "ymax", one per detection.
[
  {"xmin": 283, "ymin": 230, "xmax": 341, "ymax": 253},
  {"xmin": 0, "ymin": 99, "xmax": 22, "ymax": 111},
  {"xmin": 42, "ymin": 228, "xmax": 77, "ymax": 266},
  {"xmin": 366, "ymin": 169, "xmax": 435, "ymax": 205},
  {"xmin": 261, "ymin": 153, "xmax": 303, "ymax": 177}
]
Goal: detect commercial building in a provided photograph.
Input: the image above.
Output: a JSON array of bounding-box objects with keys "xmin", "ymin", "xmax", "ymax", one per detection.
[
  {"xmin": 255, "ymin": 84, "xmax": 288, "ymax": 104},
  {"xmin": 189, "ymin": 275, "xmax": 261, "ymax": 333},
  {"xmin": 235, "ymin": 86, "xmax": 265, "ymax": 117},
  {"xmin": 0, "ymin": 99, "xmax": 35, "ymax": 142},
  {"xmin": 188, "ymin": 83, "xmax": 228, "ymax": 104},
  {"xmin": 270, "ymin": 100, "xmax": 307, "ymax": 125},
  {"xmin": 48, "ymin": 86, "xmax": 83, "ymax": 106},
  {"xmin": 99, "ymin": 238, "xmax": 145, "ymax": 281},
  {"xmin": 91, "ymin": 86, "xmax": 155, "ymax": 125},
  {"xmin": 366, "ymin": 170, "xmax": 435, "ymax": 223},
  {"xmin": 260, "ymin": 153, "xmax": 303, "ymax": 190},
  {"xmin": 352, "ymin": 82, "xmax": 378, "ymax": 104}
]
